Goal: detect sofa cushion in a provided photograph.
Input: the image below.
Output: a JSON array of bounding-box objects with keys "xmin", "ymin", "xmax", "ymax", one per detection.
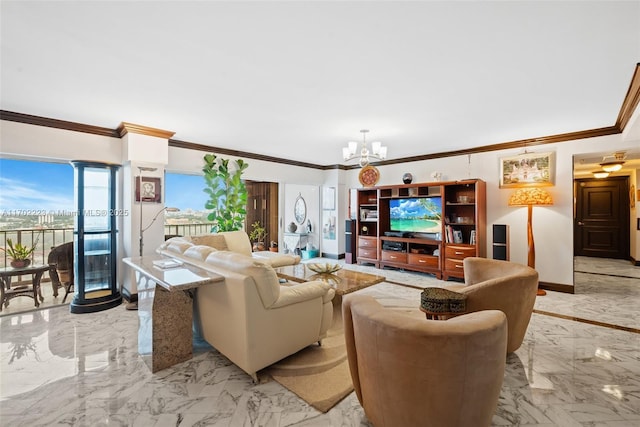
[
  {"xmin": 252, "ymin": 251, "xmax": 301, "ymax": 267},
  {"xmin": 191, "ymin": 234, "xmax": 229, "ymax": 251},
  {"xmin": 219, "ymin": 230, "xmax": 253, "ymax": 256},
  {"xmin": 183, "ymin": 245, "xmax": 218, "ymax": 261},
  {"xmin": 205, "ymin": 251, "xmax": 280, "ymax": 308},
  {"xmin": 160, "ymin": 237, "xmax": 194, "ymax": 255}
]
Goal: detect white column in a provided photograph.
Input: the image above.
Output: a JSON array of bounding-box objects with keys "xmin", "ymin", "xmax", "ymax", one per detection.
[{"xmin": 118, "ymin": 123, "xmax": 174, "ymax": 300}]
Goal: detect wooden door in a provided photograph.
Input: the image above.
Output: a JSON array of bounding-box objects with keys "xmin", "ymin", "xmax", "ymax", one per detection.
[
  {"xmin": 245, "ymin": 181, "xmax": 279, "ymax": 248},
  {"xmin": 574, "ymin": 177, "xmax": 629, "ymax": 259}
]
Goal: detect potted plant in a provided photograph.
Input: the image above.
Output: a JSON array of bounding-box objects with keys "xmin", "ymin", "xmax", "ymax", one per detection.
[
  {"xmin": 2, "ymin": 236, "xmax": 40, "ymax": 268},
  {"xmin": 269, "ymin": 241, "xmax": 278, "ymax": 253},
  {"xmin": 203, "ymin": 154, "xmax": 249, "ymax": 232},
  {"xmin": 249, "ymin": 221, "xmax": 268, "ymax": 252}
]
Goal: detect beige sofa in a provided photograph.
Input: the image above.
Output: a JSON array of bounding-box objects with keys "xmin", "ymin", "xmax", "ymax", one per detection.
[
  {"xmin": 448, "ymin": 257, "xmax": 539, "ymax": 353},
  {"xmin": 186, "ymin": 230, "xmax": 301, "ymax": 267},
  {"xmin": 157, "ymin": 236, "xmax": 335, "ymax": 382},
  {"xmin": 344, "ymin": 294, "xmax": 507, "ymax": 427}
]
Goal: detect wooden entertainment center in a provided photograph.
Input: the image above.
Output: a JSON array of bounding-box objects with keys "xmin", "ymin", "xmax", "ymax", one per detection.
[{"xmin": 356, "ymin": 179, "xmax": 486, "ymax": 281}]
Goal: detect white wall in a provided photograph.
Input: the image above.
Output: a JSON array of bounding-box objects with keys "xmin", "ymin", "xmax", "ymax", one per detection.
[
  {"xmin": 0, "ymin": 120, "xmax": 122, "ymax": 162},
  {"xmin": 2, "ymin": 119, "xmax": 639, "ymax": 290},
  {"xmin": 342, "ymin": 133, "xmax": 639, "ymax": 287}
]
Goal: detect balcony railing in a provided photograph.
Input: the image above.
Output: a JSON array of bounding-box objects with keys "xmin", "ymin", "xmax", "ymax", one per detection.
[
  {"xmin": 164, "ymin": 223, "xmax": 214, "ymax": 238},
  {"xmin": 1, "ymin": 227, "xmax": 74, "ymax": 269},
  {"xmin": 1, "ymin": 224, "xmax": 215, "ymax": 268}
]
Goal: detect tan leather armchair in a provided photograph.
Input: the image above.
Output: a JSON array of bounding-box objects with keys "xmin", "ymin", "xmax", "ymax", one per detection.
[
  {"xmin": 449, "ymin": 257, "xmax": 539, "ymax": 353},
  {"xmin": 343, "ymin": 294, "xmax": 507, "ymax": 427}
]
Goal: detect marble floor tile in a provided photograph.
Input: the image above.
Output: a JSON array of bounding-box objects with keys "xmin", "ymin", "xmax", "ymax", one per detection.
[{"xmin": 1, "ymin": 257, "xmax": 639, "ymax": 426}]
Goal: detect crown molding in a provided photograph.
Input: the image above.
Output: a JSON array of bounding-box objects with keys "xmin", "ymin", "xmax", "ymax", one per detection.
[
  {"xmin": 168, "ymin": 139, "xmax": 330, "ymax": 170},
  {"xmin": 1, "ymin": 61, "xmax": 637, "ymax": 169},
  {"xmin": 117, "ymin": 122, "xmax": 175, "ymax": 139},
  {"xmin": 615, "ymin": 62, "xmax": 640, "ymax": 131},
  {"xmin": 0, "ymin": 110, "xmax": 119, "ymax": 137}
]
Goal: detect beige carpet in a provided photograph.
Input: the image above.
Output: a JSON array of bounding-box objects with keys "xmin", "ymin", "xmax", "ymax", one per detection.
[{"xmin": 264, "ymin": 306, "xmax": 353, "ymax": 413}]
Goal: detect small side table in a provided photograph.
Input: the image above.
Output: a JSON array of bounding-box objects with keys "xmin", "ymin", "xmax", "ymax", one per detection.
[
  {"xmin": 283, "ymin": 233, "xmax": 310, "ymax": 255},
  {"xmin": 420, "ymin": 287, "xmax": 467, "ymax": 320},
  {"xmin": 0, "ymin": 264, "xmax": 49, "ymax": 311}
]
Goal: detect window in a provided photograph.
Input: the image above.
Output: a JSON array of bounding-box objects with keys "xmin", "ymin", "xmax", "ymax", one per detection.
[
  {"xmin": 164, "ymin": 172, "xmax": 213, "ymax": 236},
  {"xmin": 0, "ymin": 158, "xmax": 75, "ymax": 266}
]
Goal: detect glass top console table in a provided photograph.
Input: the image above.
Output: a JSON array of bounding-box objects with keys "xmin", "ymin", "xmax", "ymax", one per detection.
[{"xmin": 123, "ymin": 255, "xmax": 224, "ymax": 372}]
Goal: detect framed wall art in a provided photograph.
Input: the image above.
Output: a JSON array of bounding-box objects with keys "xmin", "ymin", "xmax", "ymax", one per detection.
[
  {"xmin": 323, "ymin": 187, "xmax": 335, "ymax": 210},
  {"xmin": 136, "ymin": 176, "xmax": 162, "ymax": 203},
  {"xmin": 499, "ymin": 151, "xmax": 555, "ymax": 188}
]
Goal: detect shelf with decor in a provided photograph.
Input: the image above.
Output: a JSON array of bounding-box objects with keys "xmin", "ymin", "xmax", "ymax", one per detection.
[
  {"xmin": 442, "ymin": 180, "xmax": 486, "ymax": 280},
  {"xmin": 354, "ymin": 179, "xmax": 485, "ymax": 281},
  {"xmin": 356, "ymin": 188, "xmax": 380, "ymax": 266}
]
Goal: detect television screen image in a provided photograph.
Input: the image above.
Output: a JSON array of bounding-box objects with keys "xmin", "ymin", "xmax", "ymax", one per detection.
[{"xmin": 389, "ymin": 197, "xmax": 442, "ymax": 233}]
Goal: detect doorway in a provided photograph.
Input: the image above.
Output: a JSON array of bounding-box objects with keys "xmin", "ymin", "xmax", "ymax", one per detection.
[
  {"xmin": 245, "ymin": 181, "xmax": 279, "ymax": 250},
  {"xmin": 574, "ymin": 176, "xmax": 630, "ymax": 259}
]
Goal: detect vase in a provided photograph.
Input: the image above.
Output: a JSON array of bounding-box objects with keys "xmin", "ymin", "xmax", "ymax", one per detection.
[
  {"xmin": 288, "ymin": 222, "xmax": 298, "ymax": 232},
  {"xmin": 10, "ymin": 259, "xmax": 31, "ymax": 268},
  {"xmin": 402, "ymin": 173, "xmax": 413, "ymax": 184}
]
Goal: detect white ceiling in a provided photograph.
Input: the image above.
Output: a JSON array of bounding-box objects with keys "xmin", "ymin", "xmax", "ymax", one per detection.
[{"xmin": 1, "ymin": 1, "xmax": 639, "ymax": 167}]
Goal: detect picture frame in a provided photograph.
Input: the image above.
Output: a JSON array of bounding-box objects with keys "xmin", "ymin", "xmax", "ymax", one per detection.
[
  {"xmin": 499, "ymin": 151, "xmax": 555, "ymax": 188},
  {"xmin": 323, "ymin": 187, "xmax": 336, "ymax": 210},
  {"xmin": 453, "ymin": 230, "xmax": 463, "ymax": 244},
  {"xmin": 136, "ymin": 176, "xmax": 161, "ymax": 203}
]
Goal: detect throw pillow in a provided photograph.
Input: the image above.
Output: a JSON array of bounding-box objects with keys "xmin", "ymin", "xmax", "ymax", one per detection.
[{"xmin": 191, "ymin": 234, "xmax": 229, "ymax": 251}]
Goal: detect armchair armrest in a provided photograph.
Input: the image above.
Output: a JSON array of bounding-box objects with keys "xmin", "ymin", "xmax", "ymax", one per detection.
[{"xmin": 270, "ymin": 281, "xmax": 335, "ymax": 308}]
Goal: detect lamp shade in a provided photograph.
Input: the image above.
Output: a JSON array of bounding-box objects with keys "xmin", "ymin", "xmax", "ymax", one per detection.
[
  {"xmin": 600, "ymin": 161, "xmax": 624, "ymax": 172},
  {"xmin": 508, "ymin": 188, "xmax": 553, "ymax": 206}
]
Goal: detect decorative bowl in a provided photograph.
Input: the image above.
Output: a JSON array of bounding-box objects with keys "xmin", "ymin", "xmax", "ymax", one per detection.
[{"xmin": 306, "ymin": 263, "xmax": 342, "ymax": 274}]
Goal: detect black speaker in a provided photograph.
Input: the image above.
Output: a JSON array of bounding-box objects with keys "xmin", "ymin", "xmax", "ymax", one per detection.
[
  {"xmin": 345, "ymin": 219, "xmax": 354, "ymax": 233},
  {"xmin": 493, "ymin": 224, "xmax": 507, "ymax": 244},
  {"xmin": 345, "ymin": 219, "xmax": 356, "ymax": 264},
  {"xmin": 492, "ymin": 224, "xmax": 508, "ymax": 261}
]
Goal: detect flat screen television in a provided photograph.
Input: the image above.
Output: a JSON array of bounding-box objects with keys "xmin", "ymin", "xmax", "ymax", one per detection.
[{"xmin": 389, "ymin": 197, "xmax": 442, "ymax": 233}]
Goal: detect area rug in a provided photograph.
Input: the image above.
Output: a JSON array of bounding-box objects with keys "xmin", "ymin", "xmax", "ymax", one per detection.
[{"xmin": 263, "ymin": 307, "xmax": 353, "ymax": 413}]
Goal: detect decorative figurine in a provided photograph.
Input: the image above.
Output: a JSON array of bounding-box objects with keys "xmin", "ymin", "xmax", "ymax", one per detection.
[{"xmin": 306, "ymin": 219, "xmax": 312, "ymax": 233}]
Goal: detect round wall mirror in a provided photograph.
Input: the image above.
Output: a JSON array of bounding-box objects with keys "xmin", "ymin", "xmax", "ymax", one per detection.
[{"xmin": 294, "ymin": 194, "xmax": 307, "ymax": 224}]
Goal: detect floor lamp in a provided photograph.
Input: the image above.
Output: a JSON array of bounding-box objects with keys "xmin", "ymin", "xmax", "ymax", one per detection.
[
  {"xmin": 140, "ymin": 206, "xmax": 180, "ymax": 256},
  {"xmin": 508, "ymin": 187, "xmax": 553, "ymax": 296},
  {"xmin": 128, "ymin": 166, "xmax": 166, "ymax": 310}
]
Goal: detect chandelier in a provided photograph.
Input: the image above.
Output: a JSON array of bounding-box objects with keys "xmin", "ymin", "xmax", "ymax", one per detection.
[{"xmin": 343, "ymin": 129, "xmax": 387, "ymax": 167}]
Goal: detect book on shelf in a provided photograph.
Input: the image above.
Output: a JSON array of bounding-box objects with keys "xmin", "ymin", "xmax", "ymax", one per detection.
[
  {"xmin": 361, "ymin": 209, "xmax": 378, "ymax": 220},
  {"xmin": 445, "ymin": 225, "xmax": 454, "ymax": 243}
]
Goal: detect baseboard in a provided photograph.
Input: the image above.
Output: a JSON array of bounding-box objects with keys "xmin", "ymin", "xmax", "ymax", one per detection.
[
  {"xmin": 320, "ymin": 253, "xmax": 343, "ymax": 260},
  {"xmin": 121, "ymin": 288, "xmax": 138, "ymax": 303},
  {"xmin": 630, "ymin": 256, "xmax": 639, "ymax": 266},
  {"xmin": 539, "ymin": 281, "xmax": 574, "ymax": 294}
]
